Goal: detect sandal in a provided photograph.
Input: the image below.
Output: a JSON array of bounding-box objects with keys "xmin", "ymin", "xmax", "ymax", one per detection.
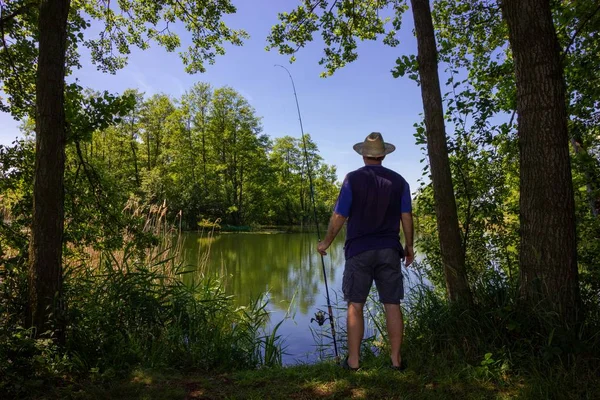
[
  {"xmin": 390, "ymin": 360, "xmax": 407, "ymax": 372},
  {"xmin": 340, "ymin": 356, "xmax": 360, "ymax": 371}
]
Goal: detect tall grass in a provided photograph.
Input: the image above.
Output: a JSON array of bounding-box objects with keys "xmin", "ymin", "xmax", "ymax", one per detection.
[{"xmin": 0, "ymin": 203, "xmax": 284, "ymax": 397}]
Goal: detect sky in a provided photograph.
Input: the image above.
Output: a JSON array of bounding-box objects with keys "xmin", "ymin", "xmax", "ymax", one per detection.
[{"xmin": 0, "ymin": 0, "xmax": 426, "ymax": 193}]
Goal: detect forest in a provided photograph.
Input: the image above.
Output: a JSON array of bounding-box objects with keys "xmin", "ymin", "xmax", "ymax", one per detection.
[{"xmin": 1, "ymin": 0, "xmax": 600, "ymax": 399}]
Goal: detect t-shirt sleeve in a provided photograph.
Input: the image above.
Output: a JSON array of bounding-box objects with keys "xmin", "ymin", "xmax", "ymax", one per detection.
[
  {"xmin": 400, "ymin": 181, "xmax": 412, "ymax": 213},
  {"xmin": 334, "ymin": 176, "xmax": 352, "ymax": 217}
]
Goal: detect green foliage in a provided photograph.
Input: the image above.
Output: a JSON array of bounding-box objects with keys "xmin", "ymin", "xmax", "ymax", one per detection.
[
  {"xmin": 0, "ymin": 140, "xmax": 34, "ymax": 256},
  {"xmin": 399, "ymin": 277, "xmax": 600, "ymax": 386},
  {"xmin": 65, "ymin": 85, "xmax": 136, "ymax": 143},
  {"xmin": 80, "ymin": 0, "xmax": 248, "ymax": 74},
  {"xmin": 0, "ymin": 0, "xmax": 247, "ymax": 120},
  {"xmin": 265, "ymin": 134, "xmax": 337, "ymax": 226},
  {"xmin": 79, "ymin": 83, "xmax": 338, "ymax": 228},
  {"xmin": 267, "ymin": 0, "xmax": 409, "ymax": 77},
  {"xmin": 0, "ymin": 328, "xmax": 70, "ymax": 396}
]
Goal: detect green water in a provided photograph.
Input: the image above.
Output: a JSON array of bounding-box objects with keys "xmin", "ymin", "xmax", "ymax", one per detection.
[{"xmin": 180, "ymin": 231, "xmax": 346, "ymax": 314}]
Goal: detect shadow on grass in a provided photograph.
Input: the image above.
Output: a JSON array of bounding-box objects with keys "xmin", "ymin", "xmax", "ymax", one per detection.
[
  {"xmin": 226, "ymin": 363, "xmax": 505, "ymax": 400},
  {"xmin": 47, "ymin": 363, "xmax": 506, "ymax": 400},
  {"xmin": 34, "ymin": 357, "xmax": 600, "ymax": 400}
]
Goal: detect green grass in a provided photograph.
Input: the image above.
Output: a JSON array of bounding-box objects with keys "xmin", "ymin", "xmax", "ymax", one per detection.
[
  {"xmin": 26, "ymin": 362, "xmax": 510, "ymax": 400},
  {"xmin": 32, "ymin": 356, "xmax": 600, "ymax": 400}
]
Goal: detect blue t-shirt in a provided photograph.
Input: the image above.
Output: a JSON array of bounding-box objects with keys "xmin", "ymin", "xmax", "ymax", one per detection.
[{"xmin": 334, "ymin": 165, "xmax": 411, "ymax": 259}]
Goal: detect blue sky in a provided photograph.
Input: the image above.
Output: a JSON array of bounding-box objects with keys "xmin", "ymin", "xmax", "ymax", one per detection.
[{"xmin": 0, "ymin": 0, "xmax": 426, "ymax": 192}]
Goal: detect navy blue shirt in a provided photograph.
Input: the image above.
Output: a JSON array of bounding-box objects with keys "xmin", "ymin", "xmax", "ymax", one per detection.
[{"xmin": 334, "ymin": 165, "xmax": 411, "ymax": 259}]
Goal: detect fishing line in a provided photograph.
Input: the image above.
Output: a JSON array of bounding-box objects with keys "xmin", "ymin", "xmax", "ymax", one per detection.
[{"xmin": 275, "ymin": 64, "xmax": 339, "ymax": 361}]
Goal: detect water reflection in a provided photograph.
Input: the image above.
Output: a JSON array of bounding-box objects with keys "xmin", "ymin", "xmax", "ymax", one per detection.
[{"xmin": 181, "ymin": 232, "xmax": 346, "ymax": 315}]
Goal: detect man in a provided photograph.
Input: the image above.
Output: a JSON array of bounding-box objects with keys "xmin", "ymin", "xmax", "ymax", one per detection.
[{"xmin": 317, "ymin": 132, "xmax": 414, "ymax": 371}]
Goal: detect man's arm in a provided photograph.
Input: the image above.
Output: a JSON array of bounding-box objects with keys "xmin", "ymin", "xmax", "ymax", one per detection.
[
  {"xmin": 317, "ymin": 212, "xmax": 347, "ymax": 255},
  {"xmin": 401, "ymin": 212, "xmax": 414, "ymax": 266}
]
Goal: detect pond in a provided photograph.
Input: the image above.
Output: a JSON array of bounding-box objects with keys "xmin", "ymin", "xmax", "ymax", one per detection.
[{"xmin": 180, "ymin": 231, "xmax": 421, "ymax": 365}]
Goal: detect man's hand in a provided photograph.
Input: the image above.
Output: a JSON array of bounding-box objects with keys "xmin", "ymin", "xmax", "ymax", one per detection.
[
  {"xmin": 404, "ymin": 245, "xmax": 414, "ymax": 267},
  {"xmin": 317, "ymin": 241, "xmax": 331, "ymax": 256},
  {"xmin": 318, "ymin": 212, "xmax": 347, "ymax": 256}
]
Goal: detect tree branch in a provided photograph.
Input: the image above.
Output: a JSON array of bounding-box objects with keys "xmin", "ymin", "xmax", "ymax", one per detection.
[
  {"xmin": 562, "ymin": 2, "xmax": 600, "ymax": 62},
  {"xmin": 0, "ymin": 2, "xmax": 30, "ymax": 112},
  {"xmin": 0, "ymin": 2, "xmax": 36, "ymax": 29},
  {"xmin": 292, "ymin": 0, "xmax": 338, "ymax": 53}
]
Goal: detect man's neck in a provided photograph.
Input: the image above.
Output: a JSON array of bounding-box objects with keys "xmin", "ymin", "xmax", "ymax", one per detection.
[{"xmin": 364, "ymin": 161, "xmax": 383, "ymax": 166}]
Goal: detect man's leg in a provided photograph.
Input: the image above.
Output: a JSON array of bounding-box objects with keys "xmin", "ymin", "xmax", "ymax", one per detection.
[
  {"xmin": 384, "ymin": 303, "xmax": 404, "ymax": 367},
  {"xmin": 347, "ymin": 302, "xmax": 365, "ymax": 369}
]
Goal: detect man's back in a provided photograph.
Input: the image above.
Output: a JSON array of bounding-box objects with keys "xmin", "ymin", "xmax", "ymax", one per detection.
[{"xmin": 340, "ymin": 165, "xmax": 410, "ymax": 259}]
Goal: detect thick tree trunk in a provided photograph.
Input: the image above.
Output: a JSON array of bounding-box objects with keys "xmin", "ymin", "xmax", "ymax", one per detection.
[
  {"xmin": 501, "ymin": 0, "xmax": 580, "ymax": 324},
  {"xmin": 28, "ymin": 0, "xmax": 71, "ymax": 340},
  {"xmin": 410, "ymin": 0, "xmax": 473, "ymax": 305}
]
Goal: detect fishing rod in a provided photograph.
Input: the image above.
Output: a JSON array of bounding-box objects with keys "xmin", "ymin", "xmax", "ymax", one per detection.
[{"xmin": 275, "ymin": 64, "xmax": 339, "ymax": 361}]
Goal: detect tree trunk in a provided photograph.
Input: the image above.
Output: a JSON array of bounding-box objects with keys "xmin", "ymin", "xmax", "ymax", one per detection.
[
  {"xmin": 201, "ymin": 109, "xmax": 208, "ymax": 197},
  {"xmin": 238, "ymin": 163, "xmax": 244, "ymax": 224},
  {"xmin": 186, "ymin": 117, "xmax": 197, "ymax": 183},
  {"xmin": 146, "ymin": 132, "xmax": 151, "ymax": 170},
  {"xmin": 130, "ymin": 115, "xmax": 140, "ymax": 186},
  {"xmin": 28, "ymin": 0, "xmax": 71, "ymax": 340},
  {"xmin": 410, "ymin": 0, "xmax": 473, "ymax": 305},
  {"xmin": 130, "ymin": 139, "xmax": 140, "ymax": 186},
  {"xmin": 501, "ymin": 0, "xmax": 580, "ymax": 324}
]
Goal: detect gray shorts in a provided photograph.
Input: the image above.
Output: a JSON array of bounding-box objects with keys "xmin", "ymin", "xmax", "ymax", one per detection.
[{"xmin": 343, "ymin": 248, "xmax": 404, "ymax": 304}]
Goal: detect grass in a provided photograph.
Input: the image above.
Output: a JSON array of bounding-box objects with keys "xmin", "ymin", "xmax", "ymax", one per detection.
[
  {"xmin": 26, "ymin": 362, "xmax": 513, "ymax": 400},
  {"xmin": 29, "ymin": 352, "xmax": 600, "ymax": 400}
]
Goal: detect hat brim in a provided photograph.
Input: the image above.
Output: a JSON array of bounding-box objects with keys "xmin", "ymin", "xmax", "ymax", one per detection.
[{"xmin": 353, "ymin": 142, "xmax": 396, "ymax": 157}]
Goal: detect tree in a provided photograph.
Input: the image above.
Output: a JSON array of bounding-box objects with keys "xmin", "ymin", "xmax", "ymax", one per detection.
[
  {"xmin": 27, "ymin": 0, "xmax": 71, "ymax": 339},
  {"xmin": 267, "ymin": 0, "xmax": 473, "ymax": 304},
  {"xmin": 501, "ymin": 0, "xmax": 580, "ymax": 323},
  {"xmin": 181, "ymin": 83, "xmax": 213, "ymax": 200},
  {"xmin": 1, "ymin": 0, "xmax": 248, "ymax": 338},
  {"xmin": 410, "ymin": 0, "xmax": 472, "ymax": 305},
  {"xmin": 207, "ymin": 87, "xmax": 264, "ymax": 224},
  {"xmin": 140, "ymin": 94, "xmax": 177, "ymax": 171}
]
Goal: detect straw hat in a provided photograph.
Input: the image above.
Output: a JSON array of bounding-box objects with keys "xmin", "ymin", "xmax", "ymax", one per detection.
[{"xmin": 353, "ymin": 132, "xmax": 396, "ymax": 157}]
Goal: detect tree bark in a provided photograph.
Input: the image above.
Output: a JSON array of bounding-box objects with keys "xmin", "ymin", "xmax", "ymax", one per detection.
[
  {"xmin": 501, "ymin": 0, "xmax": 580, "ymax": 324},
  {"xmin": 28, "ymin": 0, "xmax": 71, "ymax": 340},
  {"xmin": 410, "ymin": 0, "xmax": 473, "ymax": 305}
]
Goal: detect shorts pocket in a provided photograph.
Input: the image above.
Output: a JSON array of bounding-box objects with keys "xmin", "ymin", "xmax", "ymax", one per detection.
[{"xmin": 342, "ymin": 271, "xmax": 354, "ymax": 301}]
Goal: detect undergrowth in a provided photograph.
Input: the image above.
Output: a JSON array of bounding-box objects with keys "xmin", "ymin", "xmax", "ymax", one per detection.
[{"xmin": 0, "ymin": 208, "xmax": 283, "ymax": 399}]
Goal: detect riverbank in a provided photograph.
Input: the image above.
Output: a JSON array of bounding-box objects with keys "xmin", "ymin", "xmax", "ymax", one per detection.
[
  {"xmin": 26, "ymin": 354, "xmax": 600, "ymax": 399},
  {"xmin": 196, "ymin": 220, "xmax": 329, "ymax": 234}
]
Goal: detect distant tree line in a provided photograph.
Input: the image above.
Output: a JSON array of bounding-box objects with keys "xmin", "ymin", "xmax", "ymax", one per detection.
[{"xmin": 76, "ymin": 84, "xmax": 338, "ymax": 229}]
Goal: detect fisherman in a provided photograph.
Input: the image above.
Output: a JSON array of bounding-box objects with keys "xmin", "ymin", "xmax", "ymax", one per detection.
[{"xmin": 317, "ymin": 132, "xmax": 414, "ymax": 371}]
